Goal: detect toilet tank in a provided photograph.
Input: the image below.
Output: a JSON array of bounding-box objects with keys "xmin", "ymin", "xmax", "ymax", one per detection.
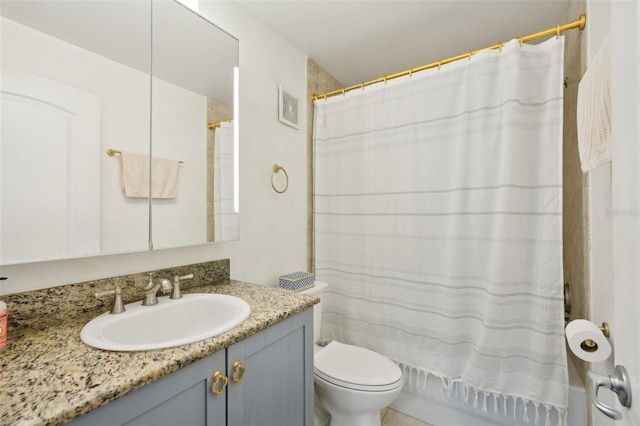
[{"xmin": 301, "ymin": 281, "xmax": 328, "ymax": 343}]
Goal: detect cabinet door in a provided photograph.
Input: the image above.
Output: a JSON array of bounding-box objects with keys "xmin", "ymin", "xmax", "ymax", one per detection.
[
  {"xmin": 227, "ymin": 309, "xmax": 314, "ymax": 426},
  {"xmin": 68, "ymin": 349, "xmax": 227, "ymax": 426}
]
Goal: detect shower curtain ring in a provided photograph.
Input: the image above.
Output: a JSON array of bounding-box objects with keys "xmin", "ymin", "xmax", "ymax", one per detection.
[{"xmin": 556, "ymin": 25, "xmax": 561, "ymax": 39}]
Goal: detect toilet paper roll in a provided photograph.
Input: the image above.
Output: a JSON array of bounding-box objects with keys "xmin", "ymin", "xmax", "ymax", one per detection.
[{"xmin": 565, "ymin": 319, "xmax": 612, "ymax": 362}]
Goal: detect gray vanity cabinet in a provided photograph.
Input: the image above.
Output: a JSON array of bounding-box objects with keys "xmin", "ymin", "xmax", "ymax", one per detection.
[
  {"xmin": 68, "ymin": 349, "xmax": 227, "ymax": 426},
  {"xmin": 227, "ymin": 309, "xmax": 313, "ymax": 426},
  {"xmin": 69, "ymin": 308, "xmax": 313, "ymax": 426}
]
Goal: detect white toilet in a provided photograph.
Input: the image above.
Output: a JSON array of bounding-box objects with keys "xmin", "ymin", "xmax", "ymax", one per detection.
[{"xmin": 302, "ymin": 281, "xmax": 404, "ymax": 426}]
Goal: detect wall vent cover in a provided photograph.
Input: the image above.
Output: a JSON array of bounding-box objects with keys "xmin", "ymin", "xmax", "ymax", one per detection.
[{"xmin": 278, "ymin": 85, "xmax": 299, "ymax": 129}]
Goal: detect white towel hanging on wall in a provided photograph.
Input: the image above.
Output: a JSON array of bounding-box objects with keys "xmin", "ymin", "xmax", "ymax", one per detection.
[{"xmin": 577, "ymin": 34, "xmax": 611, "ymax": 172}]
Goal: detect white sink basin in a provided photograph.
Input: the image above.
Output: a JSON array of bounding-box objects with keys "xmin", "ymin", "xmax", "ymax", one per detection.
[{"xmin": 80, "ymin": 293, "xmax": 251, "ymax": 351}]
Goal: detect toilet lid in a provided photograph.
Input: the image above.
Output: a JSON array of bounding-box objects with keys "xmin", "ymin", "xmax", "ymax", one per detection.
[{"xmin": 314, "ymin": 341, "xmax": 403, "ymax": 391}]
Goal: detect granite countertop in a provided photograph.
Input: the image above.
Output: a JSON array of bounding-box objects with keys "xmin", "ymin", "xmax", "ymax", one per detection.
[{"xmin": 0, "ymin": 280, "xmax": 318, "ymax": 426}]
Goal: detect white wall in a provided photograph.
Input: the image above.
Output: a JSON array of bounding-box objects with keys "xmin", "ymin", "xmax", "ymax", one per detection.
[
  {"xmin": 151, "ymin": 77, "xmax": 209, "ymax": 250},
  {"xmin": 0, "ymin": 1, "xmax": 308, "ymax": 294}
]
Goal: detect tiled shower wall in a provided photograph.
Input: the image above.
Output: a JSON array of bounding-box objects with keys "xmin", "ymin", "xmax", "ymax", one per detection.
[
  {"xmin": 563, "ymin": 0, "xmax": 590, "ymax": 385},
  {"xmin": 206, "ymin": 98, "xmax": 233, "ymax": 242},
  {"xmin": 306, "ymin": 59, "xmax": 344, "ymax": 272}
]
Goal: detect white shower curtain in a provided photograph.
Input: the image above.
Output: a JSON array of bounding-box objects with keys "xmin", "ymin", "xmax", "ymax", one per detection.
[{"xmin": 314, "ymin": 38, "xmax": 567, "ymax": 424}]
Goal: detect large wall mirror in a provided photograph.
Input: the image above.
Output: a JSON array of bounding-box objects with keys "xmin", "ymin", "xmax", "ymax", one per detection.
[{"xmin": 0, "ymin": 0, "xmax": 239, "ymax": 266}]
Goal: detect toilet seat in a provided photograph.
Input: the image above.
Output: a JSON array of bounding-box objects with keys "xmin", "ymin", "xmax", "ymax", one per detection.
[{"xmin": 314, "ymin": 341, "xmax": 403, "ymax": 392}]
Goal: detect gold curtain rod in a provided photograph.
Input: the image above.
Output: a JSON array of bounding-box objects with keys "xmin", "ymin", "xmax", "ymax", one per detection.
[
  {"xmin": 311, "ymin": 14, "xmax": 586, "ymax": 101},
  {"xmin": 106, "ymin": 148, "xmax": 183, "ymax": 164},
  {"xmin": 207, "ymin": 119, "xmax": 233, "ymax": 130}
]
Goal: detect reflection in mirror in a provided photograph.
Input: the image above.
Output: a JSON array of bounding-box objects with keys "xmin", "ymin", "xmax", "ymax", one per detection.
[
  {"xmin": 150, "ymin": 0, "xmax": 239, "ymax": 249},
  {"xmin": 0, "ymin": 0, "xmax": 239, "ymax": 266},
  {"xmin": 0, "ymin": 1, "xmax": 152, "ymax": 264}
]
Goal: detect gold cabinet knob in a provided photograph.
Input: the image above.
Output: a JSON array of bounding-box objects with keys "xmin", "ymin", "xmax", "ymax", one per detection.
[
  {"xmin": 211, "ymin": 371, "xmax": 228, "ymax": 395},
  {"xmin": 232, "ymin": 361, "xmax": 247, "ymax": 383}
]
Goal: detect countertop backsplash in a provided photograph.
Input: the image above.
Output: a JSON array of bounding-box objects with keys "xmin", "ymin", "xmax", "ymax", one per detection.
[{"xmin": 3, "ymin": 259, "xmax": 231, "ymax": 334}]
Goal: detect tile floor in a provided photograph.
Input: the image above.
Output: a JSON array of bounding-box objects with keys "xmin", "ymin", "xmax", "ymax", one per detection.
[{"xmin": 381, "ymin": 408, "xmax": 433, "ymax": 426}]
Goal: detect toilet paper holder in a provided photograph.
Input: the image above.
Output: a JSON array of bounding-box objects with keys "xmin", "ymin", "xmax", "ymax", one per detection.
[{"xmin": 581, "ymin": 322, "xmax": 610, "ymax": 352}]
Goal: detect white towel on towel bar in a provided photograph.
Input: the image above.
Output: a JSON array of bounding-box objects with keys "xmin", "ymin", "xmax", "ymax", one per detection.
[
  {"xmin": 577, "ymin": 34, "xmax": 611, "ymax": 172},
  {"xmin": 120, "ymin": 151, "xmax": 179, "ymax": 198}
]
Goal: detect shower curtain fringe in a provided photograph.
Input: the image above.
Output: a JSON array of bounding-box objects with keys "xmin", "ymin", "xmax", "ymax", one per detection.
[
  {"xmin": 311, "ymin": 14, "xmax": 585, "ymax": 101},
  {"xmin": 393, "ymin": 360, "xmax": 567, "ymax": 426}
]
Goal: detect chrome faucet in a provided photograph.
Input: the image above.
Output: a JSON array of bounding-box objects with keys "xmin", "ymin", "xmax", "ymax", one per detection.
[{"xmin": 142, "ymin": 273, "xmax": 173, "ymax": 306}]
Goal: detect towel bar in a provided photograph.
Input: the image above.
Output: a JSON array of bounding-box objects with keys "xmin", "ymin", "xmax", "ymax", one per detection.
[{"xmin": 107, "ymin": 149, "xmax": 183, "ymax": 164}]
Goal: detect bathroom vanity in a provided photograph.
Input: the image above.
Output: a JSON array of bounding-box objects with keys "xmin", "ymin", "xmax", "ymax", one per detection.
[
  {"xmin": 0, "ymin": 263, "xmax": 317, "ymax": 426},
  {"xmin": 69, "ymin": 308, "xmax": 312, "ymax": 426}
]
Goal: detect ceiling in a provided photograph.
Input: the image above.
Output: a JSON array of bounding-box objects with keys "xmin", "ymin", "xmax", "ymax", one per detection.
[{"xmin": 236, "ymin": 0, "xmax": 572, "ymax": 87}]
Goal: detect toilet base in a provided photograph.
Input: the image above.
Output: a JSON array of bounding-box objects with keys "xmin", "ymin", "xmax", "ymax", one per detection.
[
  {"xmin": 328, "ymin": 410, "xmax": 381, "ymax": 426},
  {"xmin": 314, "ymin": 377, "xmax": 401, "ymax": 426},
  {"xmin": 314, "ymin": 396, "xmax": 382, "ymax": 426}
]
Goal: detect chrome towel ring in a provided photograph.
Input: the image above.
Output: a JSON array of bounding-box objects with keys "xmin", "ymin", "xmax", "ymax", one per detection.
[{"xmin": 271, "ymin": 164, "xmax": 289, "ymax": 193}]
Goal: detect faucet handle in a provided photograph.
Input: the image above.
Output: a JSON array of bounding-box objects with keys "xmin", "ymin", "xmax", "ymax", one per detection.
[
  {"xmin": 95, "ymin": 286, "xmax": 126, "ymax": 314},
  {"xmin": 143, "ymin": 272, "xmax": 155, "ymax": 291},
  {"xmin": 171, "ymin": 273, "xmax": 194, "ymax": 299}
]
